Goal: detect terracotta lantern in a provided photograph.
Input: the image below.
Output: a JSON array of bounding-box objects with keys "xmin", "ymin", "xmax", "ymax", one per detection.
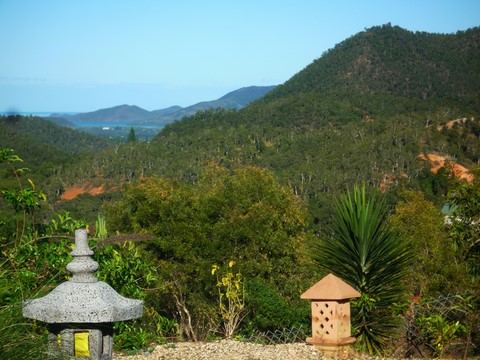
[{"xmin": 301, "ymin": 273, "xmax": 361, "ymax": 355}]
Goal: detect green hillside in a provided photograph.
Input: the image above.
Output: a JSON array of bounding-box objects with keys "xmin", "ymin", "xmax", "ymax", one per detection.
[
  {"xmin": 58, "ymin": 25, "xmax": 478, "ymax": 223},
  {"xmin": 269, "ymin": 24, "xmax": 479, "ymax": 103},
  {"xmin": 0, "ymin": 115, "xmax": 112, "ymax": 203},
  {"xmin": 0, "ymin": 115, "xmax": 112, "ymax": 156},
  {"xmin": 2, "ymin": 24, "xmax": 480, "ymax": 356},
  {"xmin": 4, "ymin": 25, "xmax": 479, "ymax": 224}
]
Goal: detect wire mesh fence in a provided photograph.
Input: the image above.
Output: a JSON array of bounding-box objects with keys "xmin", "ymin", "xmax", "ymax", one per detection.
[
  {"xmin": 242, "ymin": 325, "xmax": 309, "ymax": 345},
  {"xmin": 403, "ymin": 292, "xmax": 478, "ymax": 358},
  {"xmin": 238, "ymin": 292, "xmax": 478, "ymax": 358}
]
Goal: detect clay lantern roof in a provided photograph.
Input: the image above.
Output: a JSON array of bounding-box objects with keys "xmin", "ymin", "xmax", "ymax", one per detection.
[{"xmin": 300, "ymin": 273, "xmax": 360, "ymax": 300}]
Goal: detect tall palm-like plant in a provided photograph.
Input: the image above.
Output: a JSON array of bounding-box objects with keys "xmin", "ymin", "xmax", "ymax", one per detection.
[{"xmin": 314, "ymin": 185, "xmax": 412, "ymax": 355}]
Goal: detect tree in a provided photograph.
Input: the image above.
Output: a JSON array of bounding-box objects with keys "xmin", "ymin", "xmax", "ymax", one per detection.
[
  {"xmin": 313, "ymin": 185, "xmax": 412, "ymax": 355},
  {"xmin": 106, "ymin": 164, "xmax": 313, "ymax": 340},
  {"xmin": 0, "ymin": 148, "xmax": 47, "ymax": 240},
  {"xmin": 389, "ymin": 190, "xmax": 470, "ymax": 297},
  {"xmin": 127, "ymin": 127, "xmax": 136, "ymax": 142},
  {"xmin": 446, "ymin": 172, "xmax": 480, "ymax": 280}
]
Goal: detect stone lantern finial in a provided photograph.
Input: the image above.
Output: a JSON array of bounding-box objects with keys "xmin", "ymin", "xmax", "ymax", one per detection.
[{"xmin": 66, "ymin": 228, "xmax": 99, "ymax": 283}]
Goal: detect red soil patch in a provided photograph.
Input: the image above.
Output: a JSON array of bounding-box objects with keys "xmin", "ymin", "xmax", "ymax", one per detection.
[
  {"xmin": 436, "ymin": 117, "xmax": 472, "ymax": 131},
  {"xmin": 418, "ymin": 153, "xmax": 474, "ymax": 183},
  {"xmin": 60, "ymin": 183, "xmax": 106, "ymax": 200}
]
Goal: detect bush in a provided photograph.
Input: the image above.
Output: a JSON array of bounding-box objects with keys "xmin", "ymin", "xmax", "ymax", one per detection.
[
  {"xmin": 243, "ymin": 278, "xmax": 309, "ymax": 333},
  {"xmin": 96, "ymin": 240, "xmax": 179, "ymax": 350}
]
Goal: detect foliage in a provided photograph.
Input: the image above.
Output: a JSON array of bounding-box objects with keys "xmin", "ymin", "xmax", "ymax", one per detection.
[
  {"xmin": 454, "ymin": 293, "xmax": 480, "ymax": 357},
  {"xmin": 313, "ymin": 185, "xmax": 412, "ymax": 355},
  {"xmin": 0, "ymin": 148, "xmax": 174, "ymax": 353},
  {"xmin": 106, "ymin": 164, "xmax": 313, "ymax": 340},
  {"xmin": 446, "ymin": 172, "xmax": 480, "ymax": 280},
  {"xmin": 211, "ymin": 260, "xmax": 247, "ymax": 339},
  {"xmin": 389, "ymin": 190, "xmax": 471, "ymax": 296},
  {"xmin": 0, "ymin": 150, "xmax": 78, "ymax": 359},
  {"xmin": 96, "ymin": 239, "xmax": 178, "ymax": 350},
  {"xmin": 405, "ymin": 292, "xmax": 480, "ymax": 358},
  {"xmin": 0, "ymin": 303, "xmax": 48, "ymax": 360},
  {"xmin": 127, "ymin": 127, "xmax": 136, "ymax": 142},
  {"xmin": 243, "ymin": 278, "xmax": 309, "ymax": 334},
  {"xmin": 1, "ymin": 212, "xmax": 84, "ymax": 302},
  {"xmin": 1, "ymin": 181, "xmax": 47, "ymax": 214},
  {"xmin": 0, "ymin": 147, "xmax": 47, "ymax": 239},
  {"xmin": 417, "ymin": 313, "xmax": 466, "ymax": 358},
  {"xmin": 96, "ymin": 241, "xmax": 157, "ymax": 301}
]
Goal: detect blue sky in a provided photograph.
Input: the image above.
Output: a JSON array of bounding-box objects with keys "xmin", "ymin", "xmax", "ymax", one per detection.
[{"xmin": 0, "ymin": 0, "xmax": 479, "ymax": 113}]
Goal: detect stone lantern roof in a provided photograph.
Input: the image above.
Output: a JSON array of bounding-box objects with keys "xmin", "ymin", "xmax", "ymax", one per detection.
[
  {"xmin": 300, "ymin": 273, "xmax": 360, "ymax": 300},
  {"xmin": 23, "ymin": 229, "xmax": 143, "ymax": 324}
]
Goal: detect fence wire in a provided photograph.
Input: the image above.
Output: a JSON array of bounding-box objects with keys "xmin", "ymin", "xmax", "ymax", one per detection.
[
  {"xmin": 242, "ymin": 325, "xmax": 308, "ymax": 345},
  {"xmin": 403, "ymin": 292, "xmax": 477, "ymax": 357},
  {"xmin": 239, "ymin": 292, "xmax": 477, "ymax": 357}
]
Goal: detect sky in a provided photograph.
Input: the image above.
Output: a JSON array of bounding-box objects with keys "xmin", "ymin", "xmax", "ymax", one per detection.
[{"xmin": 0, "ymin": 0, "xmax": 479, "ymax": 113}]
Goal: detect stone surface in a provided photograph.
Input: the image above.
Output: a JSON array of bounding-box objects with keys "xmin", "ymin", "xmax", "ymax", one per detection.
[
  {"xmin": 23, "ymin": 281, "xmax": 143, "ymax": 323},
  {"xmin": 113, "ymin": 340, "xmax": 405, "ymax": 360},
  {"xmin": 22, "ymin": 228, "xmax": 143, "ymax": 323}
]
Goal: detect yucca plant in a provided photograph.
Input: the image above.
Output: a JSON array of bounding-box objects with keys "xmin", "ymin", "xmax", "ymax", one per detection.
[{"xmin": 314, "ymin": 185, "xmax": 412, "ymax": 355}]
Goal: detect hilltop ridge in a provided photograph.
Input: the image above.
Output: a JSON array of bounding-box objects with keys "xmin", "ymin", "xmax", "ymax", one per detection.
[
  {"xmin": 268, "ymin": 24, "xmax": 479, "ymax": 103},
  {"xmin": 60, "ymin": 85, "xmax": 276, "ymax": 126}
]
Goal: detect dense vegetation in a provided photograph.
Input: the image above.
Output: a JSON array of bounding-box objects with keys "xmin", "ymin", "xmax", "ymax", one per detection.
[{"xmin": 1, "ymin": 24, "xmax": 480, "ymax": 358}]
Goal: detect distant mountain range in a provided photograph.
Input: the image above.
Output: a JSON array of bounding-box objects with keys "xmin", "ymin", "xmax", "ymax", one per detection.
[{"xmin": 50, "ymin": 85, "xmax": 276, "ymax": 126}]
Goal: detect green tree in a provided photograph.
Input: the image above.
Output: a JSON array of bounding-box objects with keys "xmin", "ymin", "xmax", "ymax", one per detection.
[
  {"xmin": 0, "ymin": 148, "xmax": 47, "ymax": 239},
  {"xmin": 446, "ymin": 172, "xmax": 480, "ymax": 280},
  {"xmin": 127, "ymin": 127, "xmax": 136, "ymax": 142},
  {"xmin": 313, "ymin": 185, "xmax": 412, "ymax": 355},
  {"xmin": 106, "ymin": 164, "xmax": 313, "ymax": 340},
  {"xmin": 389, "ymin": 190, "xmax": 470, "ymax": 297}
]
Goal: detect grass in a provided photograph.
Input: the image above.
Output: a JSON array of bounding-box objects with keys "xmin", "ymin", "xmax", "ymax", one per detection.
[{"xmin": 0, "ymin": 302, "xmax": 49, "ymax": 360}]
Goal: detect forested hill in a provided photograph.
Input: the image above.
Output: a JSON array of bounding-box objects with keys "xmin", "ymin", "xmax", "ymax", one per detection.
[
  {"xmin": 36, "ymin": 25, "xmax": 480, "ymax": 224},
  {"xmin": 267, "ymin": 24, "xmax": 480, "ymax": 104},
  {"xmin": 0, "ymin": 115, "xmax": 111, "ymax": 171}
]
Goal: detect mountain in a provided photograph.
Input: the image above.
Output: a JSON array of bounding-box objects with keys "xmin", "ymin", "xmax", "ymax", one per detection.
[
  {"xmin": 44, "ymin": 116, "xmax": 76, "ymax": 127},
  {"xmin": 150, "ymin": 106, "xmax": 183, "ymax": 118},
  {"xmin": 0, "ymin": 115, "xmax": 111, "ymax": 188},
  {"xmin": 268, "ymin": 24, "xmax": 479, "ymax": 103},
  {"xmin": 13, "ymin": 25, "xmax": 480, "ymax": 224},
  {"xmin": 158, "ymin": 86, "xmax": 277, "ymax": 122},
  {"xmin": 0, "ymin": 116, "xmax": 111, "ymax": 155},
  {"xmin": 61, "ymin": 86, "xmax": 276, "ymax": 125},
  {"xmin": 65, "ymin": 104, "xmax": 152, "ymax": 123}
]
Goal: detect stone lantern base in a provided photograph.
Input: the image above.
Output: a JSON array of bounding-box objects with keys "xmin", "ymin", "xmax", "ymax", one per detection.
[
  {"xmin": 47, "ymin": 323, "xmax": 114, "ymax": 359},
  {"xmin": 306, "ymin": 336, "xmax": 356, "ymax": 357}
]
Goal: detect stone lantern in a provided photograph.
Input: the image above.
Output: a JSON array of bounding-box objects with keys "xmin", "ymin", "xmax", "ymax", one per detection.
[
  {"xmin": 23, "ymin": 229, "xmax": 143, "ymax": 359},
  {"xmin": 301, "ymin": 273, "xmax": 361, "ymax": 355}
]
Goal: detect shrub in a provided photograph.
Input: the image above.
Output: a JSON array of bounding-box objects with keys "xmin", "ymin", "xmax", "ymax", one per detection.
[{"xmin": 313, "ymin": 185, "xmax": 412, "ymax": 355}]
